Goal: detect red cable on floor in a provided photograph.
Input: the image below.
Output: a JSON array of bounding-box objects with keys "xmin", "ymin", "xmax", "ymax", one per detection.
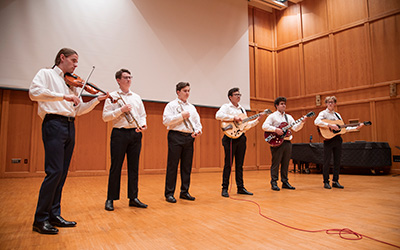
[{"xmin": 226, "ymin": 139, "xmax": 400, "ymax": 249}]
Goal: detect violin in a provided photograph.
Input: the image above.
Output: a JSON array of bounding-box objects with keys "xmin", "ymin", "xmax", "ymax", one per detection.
[
  {"xmin": 64, "ymin": 73, "xmax": 104, "ymax": 95},
  {"xmin": 64, "ymin": 73, "xmax": 116, "ymax": 103}
]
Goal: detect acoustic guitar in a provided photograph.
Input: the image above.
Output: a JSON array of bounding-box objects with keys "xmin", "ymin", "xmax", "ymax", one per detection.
[
  {"xmin": 264, "ymin": 111, "xmax": 315, "ymax": 147},
  {"xmin": 318, "ymin": 120, "xmax": 371, "ymax": 139},
  {"xmin": 221, "ymin": 109, "xmax": 272, "ymax": 139}
]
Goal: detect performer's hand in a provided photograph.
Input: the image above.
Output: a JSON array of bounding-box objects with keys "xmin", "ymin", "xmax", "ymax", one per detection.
[
  {"xmin": 275, "ymin": 128, "xmax": 284, "ymax": 135},
  {"xmin": 234, "ymin": 116, "xmax": 242, "ymax": 122},
  {"xmin": 181, "ymin": 111, "xmax": 190, "ymax": 119},
  {"xmin": 302, "ymin": 116, "xmax": 308, "ymax": 123},
  {"xmin": 120, "ymin": 104, "xmax": 132, "ymax": 113},
  {"xmin": 64, "ymin": 94, "xmax": 80, "ymax": 106},
  {"xmin": 356, "ymin": 123, "xmax": 364, "ymax": 130},
  {"xmin": 136, "ymin": 124, "xmax": 147, "ymax": 132},
  {"xmin": 329, "ymin": 124, "xmax": 339, "ymax": 130},
  {"xmin": 97, "ymin": 92, "xmax": 110, "ymax": 101},
  {"xmin": 192, "ymin": 130, "xmax": 202, "ymax": 138}
]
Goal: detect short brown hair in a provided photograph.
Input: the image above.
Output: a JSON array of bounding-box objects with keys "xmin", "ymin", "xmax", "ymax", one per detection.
[
  {"xmin": 54, "ymin": 48, "xmax": 78, "ymax": 66},
  {"xmin": 325, "ymin": 96, "xmax": 337, "ymax": 103},
  {"xmin": 176, "ymin": 82, "xmax": 190, "ymax": 92},
  {"xmin": 115, "ymin": 69, "xmax": 131, "ymax": 79},
  {"xmin": 274, "ymin": 96, "xmax": 287, "ymax": 108}
]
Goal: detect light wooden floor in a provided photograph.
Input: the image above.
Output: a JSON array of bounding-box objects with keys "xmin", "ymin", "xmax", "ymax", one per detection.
[{"xmin": 0, "ymin": 170, "xmax": 399, "ymax": 250}]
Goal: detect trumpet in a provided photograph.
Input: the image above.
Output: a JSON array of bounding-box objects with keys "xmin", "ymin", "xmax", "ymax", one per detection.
[
  {"xmin": 177, "ymin": 102, "xmax": 195, "ymax": 134},
  {"xmin": 116, "ymin": 93, "xmax": 141, "ymax": 128}
]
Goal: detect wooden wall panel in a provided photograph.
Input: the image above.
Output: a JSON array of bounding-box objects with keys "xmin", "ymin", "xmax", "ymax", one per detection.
[
  {"xmin": 73, "ymin": 104, "xmax": 108, "ymax": 172},
  {"xmin": 303, "ymin": 37, "xmax": 333, "ymax": 94},
  {"xmin": 142, "ymin": 101, "xmax": 168, "ymax": 173},
  {"xmin": 375, "ymin": 99, "xmax": 400, "ymax": 170},
  {"xmin": 276, "ymin": 3, "xmax": 301, "ymax": 46},
  {"xmin": 256, "ymin": 49, "xmax": 274, "ymax": 99},
  {"xmin": 254, "ymin": 8, "xmax": 274, "ymax": 47},
  {"xmin": 248, "ymin": 7, "xmax": 254, "ymax": 43},
  {"xmin": 255, "ymin": 122, "xmax": 271, "ymax": 168},
  {"xmin": 370, "ymin": 14, "xmax": 400, "ymax": 83},
  {"xmin": 327, "ymin": 0, "xmax": 367, "ymax": 29},
  {"xmin": 5, "ymin": 91, "xmax": 32, "ymax": 173},
  {"xmin": 333, "ymin": 26, "xmax": 370, "ymax": 88},
  {"xmin": 243, "ymin": 111, "xmax": 257, "ymax": 169},
  {"xmin": 368, "ymin": 0, "xmax": 400, "ymax": 18},
  {"xmin": 301, "ymin": 0, "xmax": 329, "ymax": 38},
  {"xmin": 249, "ymin": 47, "xmax": 256, "ymax": 98},
  {"xmin": 276, "ymin": 46, "xmax": 301, "ymax": 98},
  {"xmin": 198, "ymin": 107, "xmax": 221, "ymax": 170}
]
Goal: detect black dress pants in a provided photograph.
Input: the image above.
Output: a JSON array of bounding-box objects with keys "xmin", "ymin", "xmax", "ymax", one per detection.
[
  {"xmin": 107, "ymin": 128, "xmax": 142, "ymax": 200},
  {"xmin": 270, "ymin": 140, "xmax": 292, "ymax": 184},
  {"xmin": 164, "ymin": 130, "xmax": 195, "ymax": 197},
  {"xmin": 323, "ymin": 135, "xmax": 342, "ymax": 183},
  {"xmin": 35, "ymin": 114, "xmax": 75, "ymax": 222},
  {"xmin": 221, "ymin": 134, "xmax": 246, "ymax": 190}
]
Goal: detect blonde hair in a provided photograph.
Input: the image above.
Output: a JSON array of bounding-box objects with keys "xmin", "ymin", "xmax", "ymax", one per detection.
[{"xmin": 325, "ymin": 96, "xmax": 337, "ymax": 103}]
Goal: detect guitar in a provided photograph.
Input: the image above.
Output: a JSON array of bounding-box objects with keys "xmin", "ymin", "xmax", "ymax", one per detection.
[
  {"xmin": 264, "ymin": 111, "xmax": 315, "ymax": 147},
  {"xmin": 221, "ymin": 109, "xmax": 272, "ymax": 139},
  {"xmin": 318, "ymin": 120, "xmax": 371, "ymax": 139}
]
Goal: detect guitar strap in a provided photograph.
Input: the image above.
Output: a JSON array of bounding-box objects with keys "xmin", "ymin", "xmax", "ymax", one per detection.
[
  {"xmin": 334, "ymin": 112, "xmax": 341, "ymax": 120},
  {"xmin": 240, "ymin": 107, "xmax": 245, "ymax": 114},
  {"xmin": 284, "ymin": 114, "xmax": 288, "ymax": 123}
]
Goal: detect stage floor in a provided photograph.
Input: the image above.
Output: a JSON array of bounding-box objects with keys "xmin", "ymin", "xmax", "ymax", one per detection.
[{"xmin": 0, "ymin": 170, "xmax": 399, "ymax": 249}]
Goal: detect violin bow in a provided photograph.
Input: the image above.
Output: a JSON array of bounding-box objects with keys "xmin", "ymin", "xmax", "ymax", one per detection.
[{"xmin": 77, "ymin": 66, "xmax": 96, "ymax": 99}]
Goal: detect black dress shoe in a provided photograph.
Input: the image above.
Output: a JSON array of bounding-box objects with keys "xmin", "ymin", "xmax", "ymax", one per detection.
[
  {"xmin": 282, "ymin": 182, "xmax": 296, "ymax": 190},
  {"xmin": 237, "ymin": 187, "xmax": 253, "ymax": 195},
  {"xmin": 129, "ymin": 198, "xmax": 148, "ymax": 208},
  {"xmin": 49, "ymin": 215, "xmax": 77, "ymax": 227},
  {"xmin": 105, "ymin": 200, "xmax": 114, "ymax": 211},
  {"xmin": 324, "ymin": 182, "xmax": 332, "ymax": 189},
  {"xmin": 221, "ymin": 188, "xmax": 229, "ymax": 198},
  {"xmin": 166, "ymin": 195, "xmax": 177, "ymax": 203},
  {"xmin": 271, "ymin": 183, "xmax": 280, "ymax": 191},
  {"xmin": 180, "ymin": 193, "xmax": 195, "ymax": 201},
  {"xmin": 32, "ymin": 220, "xmax": 58, "ymax": 234},
  {"xmin": 332, "ymin": 181, "xmax": 344, "ymax": 189}
]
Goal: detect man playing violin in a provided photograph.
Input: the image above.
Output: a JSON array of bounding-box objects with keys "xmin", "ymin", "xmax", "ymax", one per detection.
[
  {"xmin": 29, "ymin": 48, "xmax": 109, "ymax": 234},
  {"xmin": 262, "ymin": 97, "xmax": 307, "ymax": 191},
  {"xmin": 103, "ymin": 69, "xmax": 148, "ymax": 211},
  {"xmin": 162, "ymin": 82, "xmax": 202, "ymax": 203}
]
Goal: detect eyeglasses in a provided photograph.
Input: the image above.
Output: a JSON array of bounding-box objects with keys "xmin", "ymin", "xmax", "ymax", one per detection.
[
  {"xmin": 233, "ymin": 93, "xmax": 242, "ymax": 97},
  {"xmin": 122, "ymin": 76, "xmax": 132, "ymax": 80}
]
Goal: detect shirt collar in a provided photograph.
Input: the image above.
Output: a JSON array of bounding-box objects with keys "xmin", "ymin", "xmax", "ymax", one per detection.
[
  {"xmin": 177, "ymin": 98, "xmax": 189, "ymax": 105},
  {"xmin": 53, "ymin": 66, "xmax": 63, "ymax": 77},
  {"xmin": 229, "ymin": 102, "xmax": 242, "ymax": 110},
  {"xmin": 117, "ymin": 88, "xmax": 133, "ymax": 96}
]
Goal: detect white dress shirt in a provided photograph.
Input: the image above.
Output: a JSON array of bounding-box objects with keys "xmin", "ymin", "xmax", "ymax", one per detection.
[
  {"xmin": 29, "ymin": 66, "xmax": 100, "ymax": 119},
  {"xmin": 262, "ymin": 111, "xmax": 304, "ymax": 141},
  {"xmin": 102, "ymin": 89, "xmax": 147, "ymax": 129},
  {"xmin": 314, "ymin": 108, "xmax": 357, "ymax": 131},
  {"xmin": 163, "ymin": 98, "xmax": 202, "ymax": 133},
  {"xmin": 215, "ymin": 102, "xmax": 259, "ymax": 129}
]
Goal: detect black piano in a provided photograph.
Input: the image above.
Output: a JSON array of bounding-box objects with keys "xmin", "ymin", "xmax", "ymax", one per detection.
[{"xmin": 291, "ymin": 141, "xmax": 392, "ymax": 174}]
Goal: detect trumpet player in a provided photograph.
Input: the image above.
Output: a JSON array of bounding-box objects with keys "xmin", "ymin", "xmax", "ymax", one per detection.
[
  {"xmin": 102, "ymin": 69, "xmax": 148, "ymax": 211},
  {"xmin": 163, "ymin": 82, "xmax": 202, "ymax": 203}
]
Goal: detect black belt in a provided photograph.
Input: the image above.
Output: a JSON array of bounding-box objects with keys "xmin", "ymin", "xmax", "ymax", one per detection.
[
  {"xmin": 170, "ymin": 130, "xmax": 192, "ymax": 136},
  {"xmin": 45, "ymin": 114, "xmax": 75, "ymax": 122}
]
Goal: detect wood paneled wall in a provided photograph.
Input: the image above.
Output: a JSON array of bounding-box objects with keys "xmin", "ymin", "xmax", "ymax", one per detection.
[
  {"xmin": 1, "ymin": 0, "xmax": 399, "ymax": 177},
  {"xmin": 249, "ymin": 0, "xmax": 400, "ymax": 173},
  {"xmin": 0, "ymin": 89, "xmax": 264, "ymax": 177}
]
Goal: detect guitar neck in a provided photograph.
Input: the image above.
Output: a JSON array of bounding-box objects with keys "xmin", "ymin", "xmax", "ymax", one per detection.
[
  {"xmin": 242, "ymin": 113, "xmax": 261, "ymax": 123},
  {"xmin": 282, "ymin": 117, "xmax": 304, "ymax": 131}
]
